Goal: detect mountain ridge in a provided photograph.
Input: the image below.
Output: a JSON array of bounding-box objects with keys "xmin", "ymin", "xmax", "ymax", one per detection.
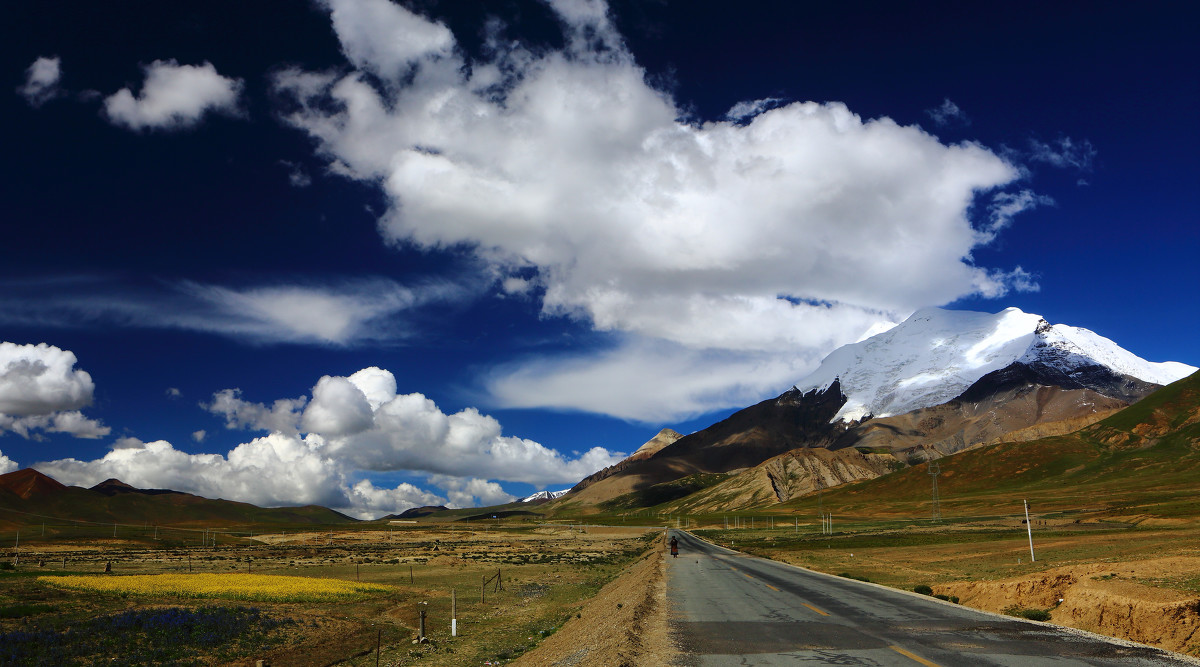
[
  {"xmin": 0, "ymin": 469, "xmax": 357, "ymax": 528},
  {"xmin": 797, "ymin": 307, "xmax": 1194, "ymax": 422},
  {"xmin": 556, "ymin": 307, "xmax": 1195, "ymax": 511}
]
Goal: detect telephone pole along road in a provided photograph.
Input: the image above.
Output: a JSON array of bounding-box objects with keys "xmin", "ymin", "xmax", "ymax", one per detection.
[{"xmin": 666, "ymin": 530, "xmax": 1197, "ymax": 666}]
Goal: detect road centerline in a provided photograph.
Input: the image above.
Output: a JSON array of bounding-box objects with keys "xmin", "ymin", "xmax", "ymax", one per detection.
[
  {"xmin": 890, "ymin": 644, "xmax": 943, "ymax": 667},
  {"xmin": 801, "ymin": 602, "xmax": 829, "ymax": 616}
]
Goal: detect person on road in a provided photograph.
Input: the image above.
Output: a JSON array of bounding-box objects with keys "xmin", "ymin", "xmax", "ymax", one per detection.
[{"xmin": 669, "ymin": 535, "xmax": 679, "ymax": 558}]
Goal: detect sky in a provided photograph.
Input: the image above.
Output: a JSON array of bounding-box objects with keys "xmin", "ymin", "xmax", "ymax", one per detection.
[{"xmin": 3, "ymin": 0, "xmax": 1196, "ymax": 518}]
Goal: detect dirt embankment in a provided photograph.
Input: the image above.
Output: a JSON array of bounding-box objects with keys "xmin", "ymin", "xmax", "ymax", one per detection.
[
  {"xmin": 514, "ymin": 534, "xmax": 676, "ymax": 667},
  {"xmin": 939, "ymin": 558, "xmax": 1200, "ymax": 655}
]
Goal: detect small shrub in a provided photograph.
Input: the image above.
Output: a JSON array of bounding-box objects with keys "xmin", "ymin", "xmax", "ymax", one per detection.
[
  {"xmin": 1002, "ymin": 605, "xmax": 1051, "ymax": 621},
  {"xmin": 913, "ymin": 584, "xmax": 933, "ymax": 595},
  {"xmin": 933, "ymin": 593, "xmax": 950, "ymax": 601}
]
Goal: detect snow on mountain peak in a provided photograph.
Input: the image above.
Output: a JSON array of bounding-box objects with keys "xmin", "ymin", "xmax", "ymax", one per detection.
[
  {"xmin": 520, "ymin": 489, "xmax": 569, "ymax": 503},
  {"xmin": 796, "ymin": 307, "xmax": 1196, "ymax": 423}
]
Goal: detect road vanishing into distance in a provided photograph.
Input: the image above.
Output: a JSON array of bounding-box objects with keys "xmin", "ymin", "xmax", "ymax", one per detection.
[{"xmin": 666, "ymin": 530, "xmax": 1197, "ymax": 667}]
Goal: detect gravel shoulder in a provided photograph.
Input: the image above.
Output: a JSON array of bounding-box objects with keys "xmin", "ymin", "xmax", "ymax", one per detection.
[{"xmin": 514, "ymin": 532, "xmax": 677, "ymax": 667}]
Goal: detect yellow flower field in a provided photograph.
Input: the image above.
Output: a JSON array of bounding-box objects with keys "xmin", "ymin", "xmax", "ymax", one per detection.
[{"xmin": 39, "ymin": 573, "xmax": 394, "ymax": 602}]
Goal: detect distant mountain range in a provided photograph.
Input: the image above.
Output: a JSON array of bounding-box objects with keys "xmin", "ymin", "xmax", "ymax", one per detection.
[
  {"xmin": 3, "ymin": 307, "xmax": 1192, "ymax": 524},
  {"xmin": 557, "ymin": 307, "xmax": 1196, "ymax": 512},
  {"xmin": 0, "ymin": 468, "xmax": 355, "ymax": 530}
]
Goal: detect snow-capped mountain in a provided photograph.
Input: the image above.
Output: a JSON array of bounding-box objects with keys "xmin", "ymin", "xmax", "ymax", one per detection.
[
  {"xmin": 520, "ymin": 489, "xmax": 569, "ymax": 503},
  {"xmin": 797, "ymin": 307, "xmax": 1196, "ymax": 422}
]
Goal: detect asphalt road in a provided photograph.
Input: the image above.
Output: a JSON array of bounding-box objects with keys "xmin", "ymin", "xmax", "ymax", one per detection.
[{"xmin": 666, "ymin": 529, "xmax": 1197, "ymax": 666}]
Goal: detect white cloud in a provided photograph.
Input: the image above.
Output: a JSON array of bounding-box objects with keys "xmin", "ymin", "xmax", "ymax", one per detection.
[
  {"xmin": 1029, "ymin": 136, "xmax": 1096, "ymax": 171},
  {"xmin": 985, "ymin": 189, "xmax": 1055, "ymax": 239},
  {"xmin": 176, "ymin": 280, "xmax": 462, "ymax": 345},
  {"xmin": 342, "ymin": 479, "xmax": 447, "ymax": 519},
  {"xmin": 310, "ymin": 368, "xmax": 626, "ymax": 485},
  {"xmin": 0, "ymin": 411, "xmax": 110, "ymax": 441},
  {"xmin": 488, "ymin": 324, "xmax": 872, "ymax": 422},
  {"xmin": 725, "ymin": 97, "xmax": 783, "ymax": 122},
  {"xmin": 0, "ymin": 342, "xmax": 109, "ymax": 440},
  {"xmin": 428, "ymin": 475, "xmax": 515, "ymax": 508},
  {"xmin": 322, "ymin": 0, "xmax": 455, "ymax": 81},
  {"xmin": 205, "ymin": 388, "xmax": 306, "ymax": 435},
  {"xmin": 165, "ymin": 387, "xmax": 182, "ymax": 398},
  {"xmin": 926, "ymin": 98, "xmax": 968, "ymax": 126},
  {"xmin": 18, "ymin": 56, "xmax": 62, "ymax": 107},
  {"xmin": 192, "ymin": 430, "xmax": 207, "ymax": 443},
  {"xmin": 35, "ymin": 434, "xmax": 346, "ymax": 508},
  {"xmin": 0, "ymin": 276, "xmax": 464, "ymax": 347},
  {"xmin": 279, "ymin": 160, "xmax": 312, "ymax": 187},
  {"xmin": 0, "ymin": 343, "xmax": 94, "ymax": 416},
  {"xmin": 500, "ymin": 277, "xmax": 533, "ymax": 296},
  {"xmin": 205, "ymin": 366, "xmax": 624, "ymax": 485},
  {"xmin": 301, "ymin": 375, "xmax": 374, "ymax": 436},
  {"xmin": 273, "ymin": 0, "xmax": 1039, "ymax": 420},
  {"xmin": 35, "ymin": 365, "xmax": 621, "ymax": 515},
  {"xmin": 0, "ymin": 451, "xmax": 17, "ymax": 474},
  {"xmin": 103, "ymin": 60, "xmax": 243, "ymax": 131}
]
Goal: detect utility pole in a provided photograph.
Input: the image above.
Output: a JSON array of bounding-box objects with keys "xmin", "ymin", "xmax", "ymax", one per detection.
[
  {"xmin": 928, "ymin": 461, "xmax": 942, "ymax": 522},
  {"xmin": 1024, "ymin": 500, "xmax": 1036, "ymax": 562},
  {"xmin": 817, "ymin": 476, "xmax": 824, "ymax": 529}
]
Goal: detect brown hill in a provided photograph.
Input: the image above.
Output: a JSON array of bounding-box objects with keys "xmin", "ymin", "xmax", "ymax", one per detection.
[
  {"xmin": 660, "ymin": 447, "xmax": 900, "ymax": 513},
  {"xmin": 571, "ymin": 428, "xmax": 683, "ymax": 497},
  {"xmin": 0, "ymin": 467, "xmax": 67, "ymax": 500},
  {"xmin": 559, "ymin": 383, "xmax": 851, "ymax": 510},
  {"xmin": 385, "ymin": 505, "xmax": 449, "ymax": 519},
  {"xmin": 0, "ymin": 469, "xmax": 356, "ymax": 530}
]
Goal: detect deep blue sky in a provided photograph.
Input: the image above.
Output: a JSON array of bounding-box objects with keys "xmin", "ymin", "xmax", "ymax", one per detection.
[{"xmin": 3, "ymin": 0, "xmax": 1196, "ymax": 515}]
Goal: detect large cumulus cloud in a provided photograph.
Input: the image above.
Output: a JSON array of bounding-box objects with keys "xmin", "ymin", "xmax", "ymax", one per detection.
[
  {"xmin": 36, "ymin": 366, "xmax": 621, "ymax": 517},
  {"xmin": 272, "ymin": 0, "xmax": 1040, "ymax": 420},
  {"xmin": 0, "ymin": 342, "xmax": 108, "ymax": 440}
]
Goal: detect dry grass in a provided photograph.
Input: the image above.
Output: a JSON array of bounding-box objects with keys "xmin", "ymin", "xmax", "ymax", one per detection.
[{"xmin": 0, "ymin": 521, "xmax": 660, "ymax": 666}]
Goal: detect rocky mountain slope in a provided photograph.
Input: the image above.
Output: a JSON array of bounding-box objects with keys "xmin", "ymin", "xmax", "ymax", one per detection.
[{"xmin": 558, "ymin": 307, "xmax": 1195, "ymax": 511}]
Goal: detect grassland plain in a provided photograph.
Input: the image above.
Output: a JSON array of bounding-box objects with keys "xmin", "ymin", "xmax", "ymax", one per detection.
[{"xmin": 0, "ymin": 522, "xmax": 660, "ymax": 665}]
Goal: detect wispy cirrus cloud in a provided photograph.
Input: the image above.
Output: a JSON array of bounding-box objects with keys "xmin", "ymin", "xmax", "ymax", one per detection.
[
  {"xmin": 1028, "ymin": 136, "xmax": 1097, "ymax": 172},
  {"xmin": 925, "ymin": 98, "xmax": 969, "ymax": 127},
  {"xmin": 0, "ymin": 275, "xmax": 468, "ymax": 346}
]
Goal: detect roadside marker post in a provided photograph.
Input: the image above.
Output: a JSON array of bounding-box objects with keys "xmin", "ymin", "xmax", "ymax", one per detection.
[{"xmin": 1024, "ymin": 500, "xmax": 1036, "ymax": 562}]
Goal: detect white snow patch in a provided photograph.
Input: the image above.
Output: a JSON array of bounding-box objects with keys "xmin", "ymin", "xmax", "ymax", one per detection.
[
  {"xmin": 796, "ymin": 307, "xmax": 1196, "ymax": 422},
  {"xmin": 520, "ymin": 489, "xmax": 569, "ymax": 503}
]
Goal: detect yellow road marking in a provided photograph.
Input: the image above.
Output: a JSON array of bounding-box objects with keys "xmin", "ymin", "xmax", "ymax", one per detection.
[
  {"xmin": 735, "ymin": 570, "xmax": 780, "ymax": 592},
  {"xmin": 801, "ymin": 602, "xmax": 829, "ymax": 616},
  {"xmin": 889, "ymin": 645, "xmax": 942, "ymax": 667}
]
